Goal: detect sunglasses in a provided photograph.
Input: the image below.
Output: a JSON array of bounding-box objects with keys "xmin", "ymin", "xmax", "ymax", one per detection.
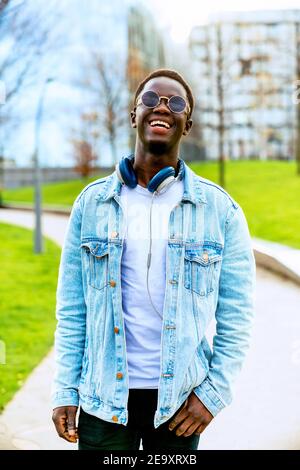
[{"xmin": 136, "ymin": 90, "xmax": 190, "ymax": 115}]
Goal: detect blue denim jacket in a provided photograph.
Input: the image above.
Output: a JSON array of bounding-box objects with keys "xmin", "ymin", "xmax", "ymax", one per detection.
[{"xmin": 52, "ymin": 158, "xmax": 256, "ymax": 428}]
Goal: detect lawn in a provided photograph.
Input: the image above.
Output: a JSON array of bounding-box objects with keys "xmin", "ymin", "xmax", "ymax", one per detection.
[
  {"xmin": 0, "ymin": 223, "xmax": 61, "ymax": 412},
  {"xmin": 2, "ymin": 173, "xmax": 110, "ymax": 208},
  {"xmin": 189, "ymin": 160, "xmax": 300, "ymax": 249},
  {"xmin": 3, "ymin": 160, "xmax": 300, "ymax": 249}
]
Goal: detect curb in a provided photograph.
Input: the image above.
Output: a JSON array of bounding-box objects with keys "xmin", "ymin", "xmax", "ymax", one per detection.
[
  {"xmin": 2, "ymin": 204, "xmax": 300, "ymax": 287},
  {"xmin": 253, "ymin": 248, "xmax": 300, "ymax": 287},
  {"xmin": 0, "ymin": 203, "xmax": 70, "ymax": 216},
  {"xmin": 0, "ymin": 422, "xmax": 18, "ymax": 450}
]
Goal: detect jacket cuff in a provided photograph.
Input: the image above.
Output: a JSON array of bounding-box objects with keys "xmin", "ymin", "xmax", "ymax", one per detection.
[
  {"xmin": 52, "ymin": 390, "xmax": 79, "ymax": 409},
  {"xmin": 193, "ymin": 378, "xmax": 226, "ymax": 417}
]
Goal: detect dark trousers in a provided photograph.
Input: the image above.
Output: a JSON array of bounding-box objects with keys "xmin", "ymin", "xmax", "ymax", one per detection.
[{"xmin": 78, "ymin": 388, "xmax": 200, "ymax": 451}]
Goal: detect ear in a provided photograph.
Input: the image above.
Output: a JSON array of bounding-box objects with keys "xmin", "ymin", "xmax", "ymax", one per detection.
[
  {"xmin": 131, "ymin": 108, "xmax": 137, "ymax": 128},
  {"xmin": 183, "ymin": 118, "xmax": 193, "ymax": 136}
]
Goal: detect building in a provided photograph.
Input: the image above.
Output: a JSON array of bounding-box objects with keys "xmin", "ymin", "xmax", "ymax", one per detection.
[
  {"xmin": 0, "ymin": 0, "xmax": 166, "ymax": 171},
  {"xmin": 71, "ymin": 0, "xmax": 166, "ymax": 167},
  {"xmin": 189, "ymin": 10, "xmax": 300, "ymax": 160},
  {"xmin": 127, "ymin": 4, "xmax": 165, "ymax": 96},
  {"xmin": 126, "ymin": 3, "xmax": 165, "ymax": 150}
]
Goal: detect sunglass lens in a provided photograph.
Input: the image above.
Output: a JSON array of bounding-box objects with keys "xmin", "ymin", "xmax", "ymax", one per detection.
[
  {"xmin": 169, "ymin": 95, "xmax": 186, "ymax": 113},
  {"xmin": 141, "ymin": 91, "xmax": 159, "ymax": 108}
]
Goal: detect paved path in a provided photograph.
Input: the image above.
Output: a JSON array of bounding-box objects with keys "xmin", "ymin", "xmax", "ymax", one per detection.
[
  {"xmin": 0, "ymin": 210, "xmax": 70, "ymax": 450},
  {"xmin": 0, "ymin": 209, "xmax": 300, "ymax": 450},
  {"xmin": 253, "ymin": 237, "xmax": 300, "ymax": 286}
]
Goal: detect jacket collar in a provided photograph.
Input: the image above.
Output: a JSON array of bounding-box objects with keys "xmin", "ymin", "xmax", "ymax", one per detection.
[{"xmin": 95, "ymin": 156, "xmax": 207, "ymax": 205}]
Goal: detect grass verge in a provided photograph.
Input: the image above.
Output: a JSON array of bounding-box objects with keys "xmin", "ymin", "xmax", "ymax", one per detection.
[
  {"xmin": 0, "ymin": 222, "xmax": 61, "ymax": 412},
  {"xmin": 3, "ymin": 161, "xmax": 300, "ymax": 248}
]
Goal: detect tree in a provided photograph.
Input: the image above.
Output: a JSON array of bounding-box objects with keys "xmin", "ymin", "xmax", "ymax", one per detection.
[
  {"xmin": 0, "ymin": 0, "xmax": 10, "ymax": 19},
  {"xmin": 189, "ymin": 23, "xmax": 229, "ymax": 188},
  {"xmin": 72, "ymin": 139, "xmax": 97, "ymax": 179},
  {"xmin": 75, "ymin": 52, "xmax": 129, "ymax": 166},
  {"xmin": 70, "ymin": 111, "xmax": 99, "ymax": 179},
  {"xmin": 0, "ymin": 0, "xmax": 61, "ymax": 203},
  {"xmin": 0, "ymin": 0, "xmax": 60, "ymax": 109}
]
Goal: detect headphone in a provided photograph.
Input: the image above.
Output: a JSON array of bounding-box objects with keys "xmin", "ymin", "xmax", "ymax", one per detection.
[
  {"xmin": 115, "ymin": 155, "xmax": 181, "ymax": 319},
  {"xmin": 115, "ymin": 155, "xmax": 177, "ymax": 194}
]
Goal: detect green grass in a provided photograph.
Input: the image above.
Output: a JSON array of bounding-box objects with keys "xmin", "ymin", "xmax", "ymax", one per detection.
[
  {"xmin": 2, "ymin": 175, "xmax": 109, "ymax": 208},
  {"xmin": 0, "ymin": 223, "xmax": 61, "ymax": 412},
  {"xmin": 3, "ymin": 161, "xmax": 300, "ymax": 248},
  {"xmin": 189, "ymin": 160, "xmax": 300, "ymax": 249},
  {"xmin": 3, "ymin": 172, "xmax": 110, "ymax": 208}
]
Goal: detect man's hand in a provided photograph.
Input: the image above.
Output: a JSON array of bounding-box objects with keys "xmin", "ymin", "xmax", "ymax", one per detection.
[
  {"xmin": 168, "ymin": 392, "xmax": 213, "ymax": 437},
  {"xmin": 52, "ymin": 406, "xmax": 79, "ymax": 443}
]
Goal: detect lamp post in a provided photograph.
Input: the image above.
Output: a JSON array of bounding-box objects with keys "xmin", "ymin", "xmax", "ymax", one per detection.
[{"xmin": 32, "ymin": 77, "xmax": 54, "ymax": 253}]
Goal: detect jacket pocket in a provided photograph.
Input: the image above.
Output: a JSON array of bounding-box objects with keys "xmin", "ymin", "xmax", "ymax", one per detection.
[
  {"xmin": 81, "ymin": 240, "xmax": 109, "ymax": 290},
  {"xmin": 184, "ymin": 242, "xmax": 222, "ymax": 297},
  {"xmin": 181, "ymin": 348, "xmax": 209, "ymax": 394},
  {"xmin": 196, "ymin": 343, "xmax": 210, "ymax": 373}
]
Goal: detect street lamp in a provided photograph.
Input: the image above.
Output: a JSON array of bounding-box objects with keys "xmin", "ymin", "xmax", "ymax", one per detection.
[{"xmin": 32, "ymin": 77, "xmax": 54, "ymax": 254}]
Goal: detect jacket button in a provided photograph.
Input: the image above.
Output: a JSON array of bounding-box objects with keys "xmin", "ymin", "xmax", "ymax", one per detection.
[
  {"xmin": 114, "ymin": 326, "xmax": 119, "ymax": 334},
  {"xmin": 111, "ymin": 231, "xmax": 118, "ymax": 238},
  {"xmin": 109, "ymin": 280, "xmax": 116, "ymax": 287},
  {"xmin": 112, "ymin": 415, "xmax": 118, "ymax": 422},
  {"xmin": 116, "ymin": 372, "xmax": 123, "ymax": 379},
  {"xmin": 203, "ymin": 252, "xmax": 209, "ymax": 261}
]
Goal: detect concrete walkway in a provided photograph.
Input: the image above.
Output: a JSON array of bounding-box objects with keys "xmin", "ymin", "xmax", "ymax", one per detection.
[
  {"xmin": 253, "ymin": 237, "xmax": 300, "ymax": 286},
  {"xmin": 0, "ymin": 210, "xmax": 70, "ymax": 450},
  {"xmin": 0, "ymin": 209, "xmax": 300, "ymax": 450}
]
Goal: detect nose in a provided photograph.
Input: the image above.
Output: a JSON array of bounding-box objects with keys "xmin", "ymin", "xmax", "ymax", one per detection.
[{"xmin": 153, "ymin": 98, "xmax": 171, "ymax": 114}]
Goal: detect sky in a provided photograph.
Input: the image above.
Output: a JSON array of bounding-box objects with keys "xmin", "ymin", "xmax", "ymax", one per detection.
[
  {"xmin": 149, "ymin": 0, "xmax": 300, "ymax": 43},
  {"xmin": 3, "ymin": 0, "xmax": 300, "ymax": 167}
]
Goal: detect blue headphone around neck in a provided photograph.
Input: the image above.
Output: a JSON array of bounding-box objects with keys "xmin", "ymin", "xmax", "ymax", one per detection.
[{"xmin": 115, "ymin": 155, "xmax": 178, "ymax": 194}]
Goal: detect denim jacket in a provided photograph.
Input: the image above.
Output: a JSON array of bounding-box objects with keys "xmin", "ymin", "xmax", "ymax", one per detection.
[{"xmin": 52, "ymin": 158, "xmax": 256, "ymax": 428}]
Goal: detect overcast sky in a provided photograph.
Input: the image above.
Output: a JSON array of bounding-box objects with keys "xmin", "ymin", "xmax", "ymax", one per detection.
[
  {"xmin": 149, "ymin": 0, "xmax": 300, "ymax": 42},
  {"xmin": 3, "ymin": 0, "xmax": 300, "ymax": 167}
]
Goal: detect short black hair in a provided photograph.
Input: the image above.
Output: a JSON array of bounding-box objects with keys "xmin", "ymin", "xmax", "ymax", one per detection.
[{"xmin": 133, "ymin": 68, "xmax": 194, "ymax": 118}]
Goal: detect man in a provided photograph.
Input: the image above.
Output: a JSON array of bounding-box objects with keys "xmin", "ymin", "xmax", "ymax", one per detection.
[{"xmin": 52, "ymin": 69, "xmax": 255, "ymax": 451}]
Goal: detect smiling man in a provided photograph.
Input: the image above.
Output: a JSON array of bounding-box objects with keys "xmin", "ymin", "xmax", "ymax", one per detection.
[{"xmin": 52, "ymin": 69, "xmax": 256, "ymax": 451}]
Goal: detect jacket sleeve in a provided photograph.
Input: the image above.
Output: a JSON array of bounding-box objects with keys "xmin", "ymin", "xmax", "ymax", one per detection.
[
  {"xmin": 51, "ymin": 197, "xmax": 86, "ymax": 408},
  {"xmin": 193, "ymin": 203, "xmax": 256, "ymax": 416}
]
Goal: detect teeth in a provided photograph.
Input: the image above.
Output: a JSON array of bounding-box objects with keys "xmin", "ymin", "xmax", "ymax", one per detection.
[{"xmin": 149, "ymin": 120, "xmax": 170, "ymax": 129}]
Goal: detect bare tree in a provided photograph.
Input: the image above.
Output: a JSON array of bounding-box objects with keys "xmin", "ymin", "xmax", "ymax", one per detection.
[
  {"xmin": 72, "ymin": 139, "xmax": 97, "ymax": 179},
  {"xmin": 0, "ymin": 0, "xmax": 10, "ymax": 19},
  {"xmin": 0, "ymin": 0, "xmax": 61, "ymax": 148},
  {"xmin": 0, "ymin": 1, "xmax": 60, "ymax": 103},
  {"xmin": 190, "ymin": 23, "xmax": 229, "ymax": 188},
  {"xmin": 0, "ymin": 0, "xmax": 61, "ymax": 203},
  {"xmin": 70, "ymin": 111, "xmax": 99, "ymax": 179},
  {"xmin": 76, "ymin": 52, "xmax": 129, "ymax": 166},
  {"xmin": 191, "ymin": 18, "xmax": 300, "ymax": 182}
]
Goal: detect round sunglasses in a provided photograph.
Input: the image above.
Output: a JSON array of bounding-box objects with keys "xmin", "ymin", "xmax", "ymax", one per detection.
[{"xmin": 136, "ymin": 90, "xmax": 190, "ymax": 115}]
